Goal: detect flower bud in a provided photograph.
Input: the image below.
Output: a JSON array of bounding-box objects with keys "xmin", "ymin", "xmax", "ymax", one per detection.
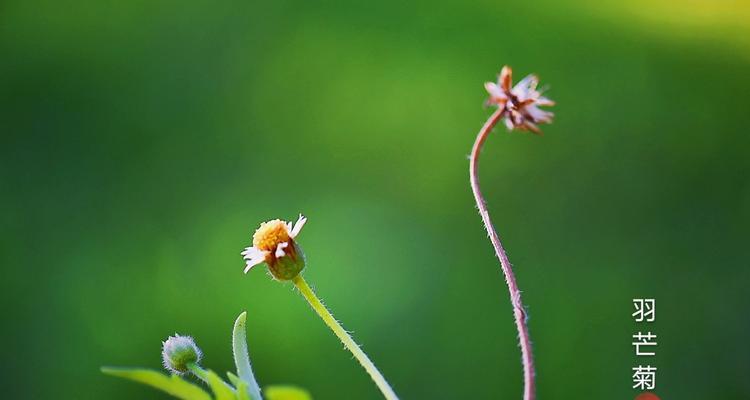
[
  {"xmin": 269, "ymin": 239, "xmax": 306, "ymax": 280},
  {"xmin": 161, "ymin": 335, "xmax": 202, "ymax": 374}
]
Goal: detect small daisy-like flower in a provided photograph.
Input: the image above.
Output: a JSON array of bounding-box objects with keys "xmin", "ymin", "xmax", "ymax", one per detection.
[
  {"xmin": 240, "ymin": 214, "xmax": 399, "ymax": 399},
  {"xmin": 242, "ymin": 214, "xmax": 307, "ymax": 280},
  {"xmin": 485, "ymin": 65, "xmax": 555, "ymax": 134}
]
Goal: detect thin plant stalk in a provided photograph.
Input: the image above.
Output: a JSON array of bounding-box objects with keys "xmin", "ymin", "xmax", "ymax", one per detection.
[
  {"xmin": 188, "ymin": 363, "xmax": 237, "ymax": 394},
  {"xmin": 187, "ymin": 362, "xmax": 210, "ymax": 384},
  {"xmin": 291, "ymin": 274, "xmax": 399, "ymax": 400},
  {"xmin": 469, "ymin": 108, "xmax": 536, "ymax": 400}
]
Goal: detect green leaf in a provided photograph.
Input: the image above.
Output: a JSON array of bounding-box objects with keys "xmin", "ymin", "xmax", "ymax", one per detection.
[
  {"xmin": 226, "ymin": 371, "xmax": 241, "ymax": 387},
  {"xmin": 235, "ymin": 380, "xmax": 251, "ymax": 400},
  {"xmin": 264, "ymin": 386, "xmax": 312, "ymax": 400},
  {"xmin": 233, "ymin": 311, "xmax": 263, "ymax": 400},
  {"xmin": 101, "ymin": 367, "xmax": 211, "ymax": 400},
  {"xmin": 206, "ymin": 369, "xmax": 235, "ymax": 400}
]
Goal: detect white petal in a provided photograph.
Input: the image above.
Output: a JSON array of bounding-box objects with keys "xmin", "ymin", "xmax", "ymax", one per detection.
[
  {"xmin": 244, "ymin": 260, "xmax": 263, "ymax": 274},
  {"xmin": 484, "ymin": 82, "xmax": 506, "ymax": 99},
  {"xmin": 514, "ymin": 74, "xmax": 538, "ymax": 92},
  {"xmin": 524, "ymin": 105, "xmax": 553, "ymax": 123},
  {"xmin": 512, "ymin": 75, "xmax": 540, "ymax": 102},
  {"xmin": 243, "ymin": 258, "xmax": 266, "ymax": 273},
  {"xmin": 241, "ymin": 246, "xmax": 262, "ymax": 259},
  {"xmin": 242, "ymin": 247, "xmax": 268, "ymax": 273},
  {"xmin": 290, "ymin": 214, "xmax": 307, "ymax": 238},
  {"xmin": 275, "ymin": 242, "xmax": 289, "ymax": 258},
  {"xmin": 537, "ymin": 96, "xmax": 555, "ymax": 106}
]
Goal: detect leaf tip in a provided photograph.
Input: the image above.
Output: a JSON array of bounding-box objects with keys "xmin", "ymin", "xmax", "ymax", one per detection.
[{"xmin": 235, "ymin": 311, "xmax": 247, "ymax": 327}]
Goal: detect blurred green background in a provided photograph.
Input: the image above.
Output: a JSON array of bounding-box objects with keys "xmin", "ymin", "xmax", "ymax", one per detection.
[{"xmin": 2, "ymin": 0, "xmax": 749, "ymax": 399}]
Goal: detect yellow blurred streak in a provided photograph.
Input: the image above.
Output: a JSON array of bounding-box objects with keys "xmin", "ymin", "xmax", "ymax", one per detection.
[{"xmin": 585, "ymin": 0, "xmax": 750, "ymax": 58}]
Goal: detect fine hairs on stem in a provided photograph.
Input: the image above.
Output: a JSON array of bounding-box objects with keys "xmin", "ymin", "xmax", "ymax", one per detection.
[
  {"xmin": 293, "ymin": 275, "xmax": 399, "ymax": 400},
  {"xmin": 470, "ymin": 109, "xmax": 535, "ymax": 399},
  {"xmin": 471, "ymin": 66, "xmax": 555, "ymax": 400}
]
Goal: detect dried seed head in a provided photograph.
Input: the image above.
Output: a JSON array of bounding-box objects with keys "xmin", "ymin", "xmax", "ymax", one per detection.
[{"xmin": 485, "ymin": 65, "xmax": 555, "ymax": 134}]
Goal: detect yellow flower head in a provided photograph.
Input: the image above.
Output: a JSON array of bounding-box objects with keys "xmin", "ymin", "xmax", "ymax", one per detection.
[
  {"xmin": 253, "ymin": 219, "xmax": 291, "ymax": 252},
  {"xmin": 242, "ymin": 214, "xmax": 307, "ymax": 280}
]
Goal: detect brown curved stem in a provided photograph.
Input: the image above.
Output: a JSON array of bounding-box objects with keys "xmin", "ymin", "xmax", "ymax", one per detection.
[{"xmin": 469, "ymin": 108, "xmax": 536, "ymax": 400}]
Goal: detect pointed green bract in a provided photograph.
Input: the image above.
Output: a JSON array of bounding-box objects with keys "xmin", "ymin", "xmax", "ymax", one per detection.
[
  {"xmin": 207, "ymin": 369, "xmax": 236, "ymax": 400},
  {"xmin": 101, "ymin": 367, "xmax": 211, "ymax": 400},
  {"xmin": 233, "ymin": 311, "xmax": 263, "ymax": 400},
  {"xmin": 227, "ymin": 371, "xmax": 241, "ymax": 387},
  {"xmin": 236, "ymin": 380, "xmax": 252, "ymax": 400},
  {"xmin": 264, "ymin": 386, "xmax": 312, "ymax": 400}
]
